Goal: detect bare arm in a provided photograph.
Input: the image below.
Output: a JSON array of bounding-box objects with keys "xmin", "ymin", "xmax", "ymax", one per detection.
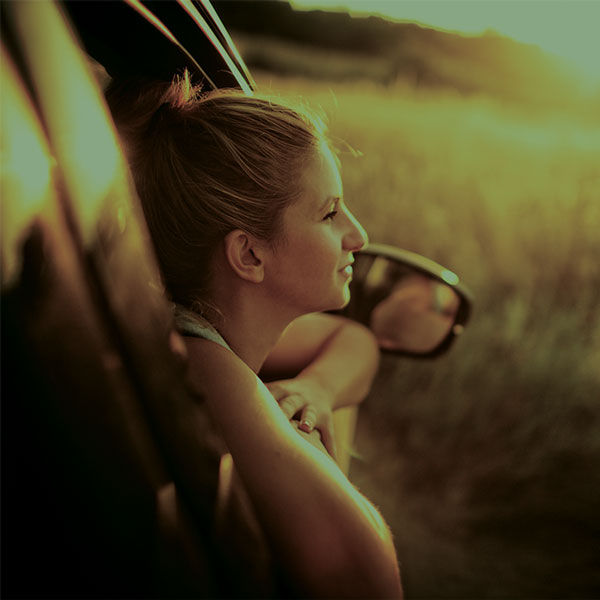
[
  {"xmin": 260, "ymin": 313, "xmax": 380, "ymax": 455},
  {"xmin": 261, "ymin": 312, "xmax": 379, "ymax": 408},
  {"xmin": 186, "ymin": 338, "xmax": 402, "ymax": 599}
]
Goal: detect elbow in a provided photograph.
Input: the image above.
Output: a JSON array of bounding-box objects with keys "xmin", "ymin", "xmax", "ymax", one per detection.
[
  {"xmin": 349, "ymin": 320, "xmax": 379, "ymax": 364},
  {"xmin": 347, "ymin": 319, "xmax": 379, "ymax": 354},
  {"xmin": 345, "ymin": 320, "xmax": 381, "ymax": 398}
]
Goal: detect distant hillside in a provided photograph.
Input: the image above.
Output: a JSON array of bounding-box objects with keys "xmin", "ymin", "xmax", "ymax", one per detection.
[{"xmin": 214, "ymin": 0, "xmax": 595, "ymax": 113}]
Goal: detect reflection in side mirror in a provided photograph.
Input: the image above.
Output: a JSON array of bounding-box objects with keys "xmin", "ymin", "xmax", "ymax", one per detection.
[
  {"xmin": 336, "ymin": 244, "xmax": 473, "ymax": 357},
  {"xmin": 370, "ymin": 274, "xmax": 459, "ymax": 353}
]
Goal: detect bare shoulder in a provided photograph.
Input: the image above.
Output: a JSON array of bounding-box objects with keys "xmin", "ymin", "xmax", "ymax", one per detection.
[
  {"xmin": 183, "ymin": 337, "xmax": 255, "ymax": 394},
  {"xmin": 183, "ymin": 338, "xmax": 282, "ymax": 421},
  {"xmin": 182, "ymin": 337, "xmax": 299, "ymax": 446}
]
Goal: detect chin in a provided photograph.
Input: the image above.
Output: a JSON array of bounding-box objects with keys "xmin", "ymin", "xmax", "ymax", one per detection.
[
  {"xmin": 329, "ymin": 286, "xmax": 351, "ymax": 311},
  {"xmin": 305, "ymin": 281, "xmax": 351, "ymax": 314},
  {"xmin": 338, "ymin": 290, "xmax": 351, "ymax": 309}
]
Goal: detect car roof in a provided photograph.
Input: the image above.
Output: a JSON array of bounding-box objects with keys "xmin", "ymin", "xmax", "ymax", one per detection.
[{"xmin": 64, "ymin": 0, "xmax": 254, "ymax": 92}]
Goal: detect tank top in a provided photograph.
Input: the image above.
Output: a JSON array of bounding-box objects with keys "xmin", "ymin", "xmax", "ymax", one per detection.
[{"xmin": 173, "ymin": 304, "xmax": 231, "ymax": 350}]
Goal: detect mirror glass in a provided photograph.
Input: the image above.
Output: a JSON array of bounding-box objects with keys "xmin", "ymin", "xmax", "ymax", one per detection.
[{"xmin": 341, "ymin": 255, "xmax": 461, "ymax": 354}]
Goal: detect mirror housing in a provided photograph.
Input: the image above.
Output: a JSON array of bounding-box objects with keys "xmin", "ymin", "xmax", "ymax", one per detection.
[{"xmin": 334, "ymin": 243, "xmax": 473, "ymax": 358}]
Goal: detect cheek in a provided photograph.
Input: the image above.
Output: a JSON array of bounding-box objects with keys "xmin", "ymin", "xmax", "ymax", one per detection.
[
  {"xmin": 322, "ymin": 232, "xmax": 342, "ymax": 269},
  {"xmin": 278, "ymin": 221, "xmax": 342, "ymax": 288},
  {"xmin": 304, "ymin": 233, "xmax": 339, "ymax": 275}
]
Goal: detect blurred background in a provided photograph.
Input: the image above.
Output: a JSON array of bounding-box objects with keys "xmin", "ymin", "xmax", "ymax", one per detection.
[{"xmin": 215, "ymin": 1, "xmax": 600, "ymax": 597}]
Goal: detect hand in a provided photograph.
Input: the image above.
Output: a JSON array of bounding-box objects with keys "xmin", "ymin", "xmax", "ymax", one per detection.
[
  {"xmin": 266, "ymin": 378, "xmax": 337, "ymax": 461},
  {"xmin": 289, "ymin": 419, "xmax": 330, "ymax": 458}
]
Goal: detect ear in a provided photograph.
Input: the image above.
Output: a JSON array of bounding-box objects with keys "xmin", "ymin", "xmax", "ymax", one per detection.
[{"xmin": 223, "ymin": 229, "xmax": 266, "ymax": 283}]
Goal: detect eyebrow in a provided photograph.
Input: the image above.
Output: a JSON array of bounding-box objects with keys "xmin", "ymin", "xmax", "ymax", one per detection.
[{"xmin": 319, "ymin": 195, "xmax": 340, "ymax": 213}]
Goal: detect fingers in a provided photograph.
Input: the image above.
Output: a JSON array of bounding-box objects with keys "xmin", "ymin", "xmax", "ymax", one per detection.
[
  {"xmin": 267, "ymin": 383, "xmax": 335, "ymax": 461},
  {"xmin": 265, "ymin": 382, "xmax": 284, "ymax": 401},
  {"xmin": 298, "ymin": 405, "xmax": 317, "ymax": 433},
  {"xmin": 279, "ymin": 395, "xmax": 302, "ymax": 420},
  {"xmin": 267, "ymin": 383, "xmax": 298, "ymax": 418},
  {"xmin": 296, "ymin": 413, "xmax": 338, "ymax": 462},
  {"xmin": 319, "ymin": 424, "xmax": 338, "ymax": 462}
]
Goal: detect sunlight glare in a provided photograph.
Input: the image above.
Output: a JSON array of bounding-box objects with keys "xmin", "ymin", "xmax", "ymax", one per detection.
[
  {"xmin": 1, "ymin": 50, "xmax": 54, "ymax": 287},
  {"xmin": 441, "ymin": 269, "xmax": 459, "ymax": 286},
  {"xmin": 14, "ymin": 1, "xmax": 122, "ymax": 243},
  {"xmin": 291, "ymin": 0, "xmax": 600, "ymax": 82}
]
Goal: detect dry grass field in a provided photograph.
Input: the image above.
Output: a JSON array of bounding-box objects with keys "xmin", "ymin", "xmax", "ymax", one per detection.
[{"xmin": 254, "ymin": 70, "xmax": 600, "ymax": 598}]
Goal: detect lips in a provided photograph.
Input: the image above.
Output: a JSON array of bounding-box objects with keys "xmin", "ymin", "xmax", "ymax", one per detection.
[{"xmin": 339, "ymin": 262, "xmax": 354, "ymax": 277}]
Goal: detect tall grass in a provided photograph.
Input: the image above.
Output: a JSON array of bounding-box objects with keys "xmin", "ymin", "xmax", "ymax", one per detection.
[{"xmin": 256, "ymin": 72, "xmax": 600, "ymax": 597}]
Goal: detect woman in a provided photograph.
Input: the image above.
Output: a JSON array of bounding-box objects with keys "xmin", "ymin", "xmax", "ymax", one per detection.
[{"xmin": 108, "ymin": 74, "xmax": 402, "ymax": 599}]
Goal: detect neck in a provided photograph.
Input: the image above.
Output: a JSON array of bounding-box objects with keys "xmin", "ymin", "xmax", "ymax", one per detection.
[{"xmin": 211, "ymin": 283, "xmax": 298, "ymax": 374}]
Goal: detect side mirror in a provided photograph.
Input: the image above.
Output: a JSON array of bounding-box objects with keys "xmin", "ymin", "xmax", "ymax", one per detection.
[{"xmin": 336, "ymin": 244, "xmax": 473, "ymax": 358}]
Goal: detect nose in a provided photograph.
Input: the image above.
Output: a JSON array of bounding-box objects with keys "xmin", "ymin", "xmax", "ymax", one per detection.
[{"xmin": 342, "ymin": 208, "xmax": 368, "ymax": 252}]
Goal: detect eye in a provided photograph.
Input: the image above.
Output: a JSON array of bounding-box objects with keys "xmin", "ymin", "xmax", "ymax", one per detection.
[{"xmin": 322, "ymin": 198, "xmax": 340, "ymax": 221}]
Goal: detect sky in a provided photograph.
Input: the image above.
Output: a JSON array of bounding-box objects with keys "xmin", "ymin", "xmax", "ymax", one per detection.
[{"xmin": 291, "ymin": 0, "xmax": 600, "ymax": 82}]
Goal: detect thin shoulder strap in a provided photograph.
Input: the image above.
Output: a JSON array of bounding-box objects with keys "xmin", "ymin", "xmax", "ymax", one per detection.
[{"xmin": 173, "ymin": 305, "xmax": 231, "ymax": 351}]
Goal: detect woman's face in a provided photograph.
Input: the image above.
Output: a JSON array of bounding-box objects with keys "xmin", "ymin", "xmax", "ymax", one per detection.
[{"xmin": 264, "ymin": 143, "xmax": 368, "ymax": 315}]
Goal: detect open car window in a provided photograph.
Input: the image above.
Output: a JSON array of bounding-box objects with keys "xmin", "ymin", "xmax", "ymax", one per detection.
[{"xmin": 64, "ymin": 0, "xmax": 254, "ymax": 91}]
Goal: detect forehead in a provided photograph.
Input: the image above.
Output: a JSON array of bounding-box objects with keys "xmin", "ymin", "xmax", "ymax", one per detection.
[{"xmin": 295, "ymin": 145, "xmax": 343, "ymax": 216}]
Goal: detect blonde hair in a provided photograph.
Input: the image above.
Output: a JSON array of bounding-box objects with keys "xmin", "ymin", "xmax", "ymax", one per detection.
[{"xmin": 107, "ymin": 74, "xmax": 329, "ymax": 317}]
